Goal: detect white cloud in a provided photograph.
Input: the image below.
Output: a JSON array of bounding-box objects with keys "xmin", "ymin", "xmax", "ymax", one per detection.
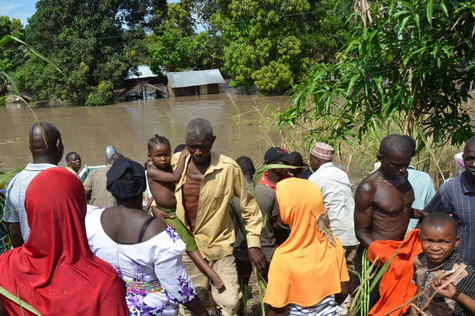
[
  {"xmin": 0, "ymin": 0, "xmax": 37, "ymax": 25},
  {"xmin": 0, "ymin": 2, "xmax": 21, "ymax": 15}
]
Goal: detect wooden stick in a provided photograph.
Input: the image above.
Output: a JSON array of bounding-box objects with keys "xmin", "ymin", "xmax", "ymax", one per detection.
[{"xmin": 383, "ymin": 263, "xmax": 466, "ymax": 316}]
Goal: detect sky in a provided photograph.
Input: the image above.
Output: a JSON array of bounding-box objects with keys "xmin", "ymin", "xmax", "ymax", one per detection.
[
  {"xmin": 0, "ymin": 0, "xmax": 37, "ymax": 26},
  {"xmin": 0, "ymin": 0, "xmax": 180, "ymax": 27}
]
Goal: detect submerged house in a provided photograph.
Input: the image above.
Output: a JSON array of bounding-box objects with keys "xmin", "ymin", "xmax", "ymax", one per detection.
[
  {"xmin": 166, "ymin": 69, "xmax": 225, "ymax": 97},
  {"xmin": 121, "ymin": 66, "xmax": 167, "ymax": 100}
]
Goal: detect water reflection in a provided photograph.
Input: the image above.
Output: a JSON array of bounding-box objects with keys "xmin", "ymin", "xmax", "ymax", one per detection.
[{"xmin": 0, "ymin": 94, "xmax": 288, "ymax": 172}]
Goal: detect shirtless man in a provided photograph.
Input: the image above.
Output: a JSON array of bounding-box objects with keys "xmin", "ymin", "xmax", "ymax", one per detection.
[
  {"xmin": 354, "ymin": 134, "xmax": 424, "ymax": 308},
  {"xmin": 174, "ymin": 118, "xmax": 266, "ymax": 316},
  {"xmin": 354, "ymin": 134, "xmax": 420, "ymax": 248}
]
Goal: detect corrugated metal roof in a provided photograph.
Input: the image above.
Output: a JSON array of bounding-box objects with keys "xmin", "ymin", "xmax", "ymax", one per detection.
[
  {"xmin": 125, "ymin": 66, "xmax": 159, "ymax": 80},
  {"xmin": 167, "ymin": 69, "xmax": 225, "ymax": 88}
]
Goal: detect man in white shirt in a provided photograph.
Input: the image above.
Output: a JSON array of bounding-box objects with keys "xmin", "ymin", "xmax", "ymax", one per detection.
[
  {"xmin": 308, "ymin": 142, "xmax": 359, "ymax": 254},
  {"xmin": 3, "ymin": 122, "xmax": 64, "ymax": 246}
]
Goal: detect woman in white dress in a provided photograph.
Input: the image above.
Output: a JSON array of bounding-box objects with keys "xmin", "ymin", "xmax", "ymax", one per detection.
[{"xmin": 85, "ymin": 157, "xmax": 207, "ymax": 316}]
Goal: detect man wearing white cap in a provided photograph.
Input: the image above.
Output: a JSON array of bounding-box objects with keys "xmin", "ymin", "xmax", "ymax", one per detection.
[{"xmin": 308, "ymin": 142, "xmax": 359, "ymax": 254}]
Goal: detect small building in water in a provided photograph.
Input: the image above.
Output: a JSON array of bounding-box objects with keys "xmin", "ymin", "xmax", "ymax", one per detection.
[
  {"xmin": 167, "ymin": 69, "xmax": 225, "ymax": 97},
  {"xmin": 121, "ymin": 66, "xmax": 168, "ymax": 101}
]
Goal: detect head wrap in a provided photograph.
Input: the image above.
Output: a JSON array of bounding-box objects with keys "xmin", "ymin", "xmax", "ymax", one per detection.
[
  {"xmin": 264, "ymin": 147, "xmax": 292, "ymax": 164},
  {"xmin": 311, "ymin": 142, "xmax": 334, "ymax": 160},
  {"xmin": 264, "ymin": 178, "xmax": 349, "ymax": 308},
  {"xmin": 0, "ymin": 168, "xmax": 129, "ymax": 315},
  {"xmin": 107, "ymin": 157, "xmax": 146, "ymax": 200}
]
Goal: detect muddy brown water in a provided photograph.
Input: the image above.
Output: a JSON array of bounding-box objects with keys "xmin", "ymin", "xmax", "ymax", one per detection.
[{"xmin": 0, "ymin": 94, "xmax": 289, "ymax": 172}]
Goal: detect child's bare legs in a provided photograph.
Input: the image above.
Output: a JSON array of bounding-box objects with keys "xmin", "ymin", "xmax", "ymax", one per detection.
[{"xmin": 188, "ymin": 250, "xmax": 225, "ymax": 291}]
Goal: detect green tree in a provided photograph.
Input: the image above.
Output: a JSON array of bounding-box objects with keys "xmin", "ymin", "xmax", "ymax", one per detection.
[
  {"xmin": 147, "ymin": 0, "xmax": 224, "ymax": 73},
  {"xmin": 0, "ymin": 16, "xmax": 24, "ymax": 72},
  {"xmin": 14, "ymin": 0, "xmax": 160, "ymax": 105},
  {"xmin": 279, "ymin": 0, "xmax": 474, "ymax": 148},
  {"xmin": 147, "ymin": 28, "xmax": 194, "ymax": 74},
  {"xmin": 0, "ymin": 16, "xmax": 25, "ymax": 100},
  {"xmin": 212, "ymin": 0, "xmax": 353, "ymax": 92}
]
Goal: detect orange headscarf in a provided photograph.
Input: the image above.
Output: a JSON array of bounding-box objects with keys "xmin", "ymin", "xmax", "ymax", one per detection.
[{"xmin": 264, "ymin": 178, "xmax": 349, "ymax": 308}]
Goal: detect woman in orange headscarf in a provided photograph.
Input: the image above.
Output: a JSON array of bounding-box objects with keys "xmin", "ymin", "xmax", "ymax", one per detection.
[
  {"xmin": 0, "ymin": 168, "xmax": 129, "ymax": 316},
  {"xmin": 264, "ymin": 178, "xmax": 349, "ymax": 315}
]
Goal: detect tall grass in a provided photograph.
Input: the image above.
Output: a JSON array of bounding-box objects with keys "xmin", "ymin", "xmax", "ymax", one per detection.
[
  {"xmin": 243, "ymin": 100, "xmax": 463, "ymax": 188},
  {"xmin": 0, "ymin": 286, "xmax": 42, "ymax": 315}
]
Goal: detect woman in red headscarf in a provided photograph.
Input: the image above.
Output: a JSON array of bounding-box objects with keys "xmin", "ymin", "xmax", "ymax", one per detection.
[
  {"xmin": 264, "ymin": 178, "xmax": 349, "ymax": 315},
  {"xmin": 0, "ymin": 167, "xmax": 129, "ymax": 315}
]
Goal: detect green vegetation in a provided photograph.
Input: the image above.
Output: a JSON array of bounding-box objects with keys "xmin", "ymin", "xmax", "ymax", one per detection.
[
  {"xmin": 278, "ymin": 0, "xmax": 474, "ymax": 150},
  {"xmin": 13, "ymin": 0, "xmax": 158, "ymax": 105},
  {"xmin": 2, "ymin": 0, "xmax": 354, "ymax": 104},
  {"xmin": 213, "ymin": 0, "xmax": 353, "ymax": 92},
  {"xmin": 147, "ymin": 0, "xmax": 224, "ymax": 75},
  {"xmin": 0, "ymin": 16, "xmax": 25, "ymax": 105}
]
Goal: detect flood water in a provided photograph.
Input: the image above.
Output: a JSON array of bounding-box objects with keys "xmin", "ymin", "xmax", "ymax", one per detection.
[{"xmin": 0, "ymin": 93, "xmax": 290, "ymax": 172}]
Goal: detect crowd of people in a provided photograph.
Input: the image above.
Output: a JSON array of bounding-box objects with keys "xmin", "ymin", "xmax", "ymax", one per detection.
[{"xmin": 0, "ymin": 119, "xmax": 474, "ymax": 316}]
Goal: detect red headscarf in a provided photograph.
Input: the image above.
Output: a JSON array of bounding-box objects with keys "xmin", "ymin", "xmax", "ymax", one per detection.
[{"xmin": 0, "ymin": 167, "xmax": 129, "ymax": 315}]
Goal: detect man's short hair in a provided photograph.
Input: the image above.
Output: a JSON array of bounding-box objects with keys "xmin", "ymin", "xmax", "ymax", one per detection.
[
  {"xmin": 379, "ymin": 134, "xmax": 415, "ymax": 157},
  {"xmin": 288, "ymin": 152, "xmax": 304, "ymax": 166},
  {"xmin": 236, "ymin": 156, "xmax": 255, "ymax": 174},
  {"xmin": 65, "ymin": 152, "xmax": 78, "ymax": 162},
  {"xmin": 185, "ymin": 118, "xmax": 214, "ymax": 142},
  {"xmin": 465, "ymin": 136, "xmax": 475, "ymax": 149},
  {"xmin": 421, "ymin": 212, "xmax": 457, "ymax": 233}
]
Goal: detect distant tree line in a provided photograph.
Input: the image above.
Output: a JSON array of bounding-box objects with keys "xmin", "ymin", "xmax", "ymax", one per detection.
[{"xmin": 0, "ymin": 0, "xmax": 354, "ymax": 105}]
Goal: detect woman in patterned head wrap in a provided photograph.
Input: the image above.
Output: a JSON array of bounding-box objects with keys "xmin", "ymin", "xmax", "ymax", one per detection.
[{"xmin": 264, "ymin": 177, "xmax": 350, "ymax": 315}]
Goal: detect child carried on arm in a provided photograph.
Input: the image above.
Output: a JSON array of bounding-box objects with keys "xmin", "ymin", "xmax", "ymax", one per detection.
[{"xmin": 146, "ymin": 135, "xmax": 225, "ymax": 290}]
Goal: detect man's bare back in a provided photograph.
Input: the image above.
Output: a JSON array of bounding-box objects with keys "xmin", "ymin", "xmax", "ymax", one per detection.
[{"xmin": 355, "ymin": 170, "xmax": 414, "ymax": 248}]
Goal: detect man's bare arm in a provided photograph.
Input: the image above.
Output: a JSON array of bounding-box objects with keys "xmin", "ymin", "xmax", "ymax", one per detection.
[
  {"xmin": 7, "ymin": 222, "xmax": 23, "ymax": 247},
  {"xmin": 354, "ymin": 181, "xmax": 376, "ymax": 248},
  {"xmin": 248, "ymin": 247, "xmax": 268, "ymax": 275}
]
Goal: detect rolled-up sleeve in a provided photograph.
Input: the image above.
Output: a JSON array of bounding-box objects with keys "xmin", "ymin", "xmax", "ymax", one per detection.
[{"xmin": 234, "ymin": 168, "xmax": 262, "ymax": 248}]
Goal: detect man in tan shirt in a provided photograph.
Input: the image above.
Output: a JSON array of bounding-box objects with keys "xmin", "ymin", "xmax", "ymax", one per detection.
[
  {"xmin": 84, "ymin": 153, "xmax": 123, "ymax": 208},
  {"xmin": 173, "ymin": 118, "xmax": 265, "ymax": 316}
]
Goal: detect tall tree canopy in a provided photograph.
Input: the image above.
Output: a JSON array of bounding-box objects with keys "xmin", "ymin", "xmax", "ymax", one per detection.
[
  {"xmin": 0, "ymin": 16, "xmax": 25, "ymax": 101},
  {"xmin": 14, "ymin": 0, "xmax": 163, "ymax": 105},
  {"xmin": 147, "ymin": 0, "xmax": 224, "ymax": 74},
  {"xmin": 212, "ymin": 0, "xmax": 353, "ymax": 92},
  {"xmin": 0, "ymin": 16, "xmax": 24, "ymax": 73},
  {"xmin": 279, "ymin": 0, "xmax": 474, "ymax": 147}
]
